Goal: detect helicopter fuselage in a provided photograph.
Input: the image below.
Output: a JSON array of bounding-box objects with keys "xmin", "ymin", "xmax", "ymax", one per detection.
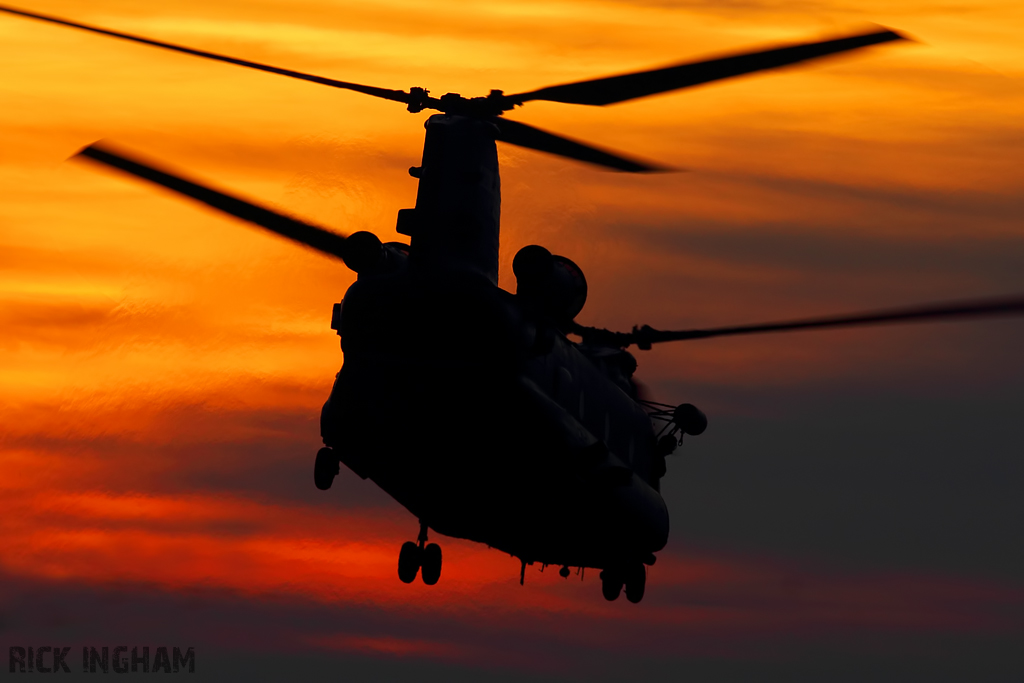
[{"xmin": 320, "ymin": 115, "xmax": 669, "ymax": 570}]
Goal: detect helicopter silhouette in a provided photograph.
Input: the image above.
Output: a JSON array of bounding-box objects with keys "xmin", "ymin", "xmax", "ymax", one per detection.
[{"xmin": 5, "ymin": 4, "xmax": 1024, "ymax": 603}]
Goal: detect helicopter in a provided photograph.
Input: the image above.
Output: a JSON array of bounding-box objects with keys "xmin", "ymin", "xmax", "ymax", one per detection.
[{"xmin": 4, "ymin": 4, "xmax": 1024, "ymax": 604}]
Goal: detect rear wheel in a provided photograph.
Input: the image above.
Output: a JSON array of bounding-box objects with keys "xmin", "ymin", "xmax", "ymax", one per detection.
[
  {"xmin": 421, "ymin": 543, "xmax": 442, "ymax": 585},
  {"xmin": 398, "ymin": 541, "xmax": 421, "ymax": 584},
  {"xmin": 624, "ymin": 564, "xmax": 646, "ymax": 603},
  {"xmin": 600, "ymin": 569, "xmax": 623, "ymax": 601}
]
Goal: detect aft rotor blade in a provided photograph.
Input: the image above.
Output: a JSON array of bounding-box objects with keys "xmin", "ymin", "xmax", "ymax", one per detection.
[
  {"xmin": 631, "ymin": 296, "xmax": 1024, "ymax": 347},
  {"xmin": 492, "ymin": 118, "xmax": 667, "ymax": 173},
  {"xmin": 511, "ymin": 28, "xmax": 905, "ymax": 107},
  {"xmin": 0, "ymin": 4, "xmax": 410, "ymax": 105},
  {"xmin": 74, "ymin": 142, "xmax": 353, "ymax": 265}
]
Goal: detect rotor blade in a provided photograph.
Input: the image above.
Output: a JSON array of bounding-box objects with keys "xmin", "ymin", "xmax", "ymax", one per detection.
[
  {"xmin": 492, "ymin": 118, "xmax": 668, "ymax": 173},
  {"xmin": 511, "ymin": 28, "xmax": 906, "ymax": 107},
  {"xmin": 0, "ymin": 4, "xmax": 410, "ymax": 105},
  {"xmin": 74, "ymin": 142, "xmax": 353, "ymax": 265},
  {"xmin": 630, "ymin": 295, "xmax": 1024, "ymax": 347}
]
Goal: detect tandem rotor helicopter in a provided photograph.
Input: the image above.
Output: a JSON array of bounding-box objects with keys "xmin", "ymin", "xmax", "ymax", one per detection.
[{"xmin": 6, "ymin": 4, "xmax": 1024, "ymax": 603}]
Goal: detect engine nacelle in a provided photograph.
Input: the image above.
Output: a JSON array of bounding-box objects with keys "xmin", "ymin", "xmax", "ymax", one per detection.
[
  {"xmin": 344, "ymin": 231, "xmax": 410, "ymax": 277},
  {"xmin": 513, "ymin": 245, "xmax": 587, "ymax": 325}
]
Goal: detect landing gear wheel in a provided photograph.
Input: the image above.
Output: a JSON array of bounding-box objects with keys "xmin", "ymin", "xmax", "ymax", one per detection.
[
  {"xmin": 398, "ymin": 541, "xmax": 421, "ymax": 584},
  {"xmin": 624, "ymin": 564, "xmax": 646, "ymax": 604},
  {"xmin": 600, "ymin": 569, "xmax": 623, "ymax": 601},
  {"xmin": 420, "ymin": 543, "xmax": 442, "ymax": 585},
  {"xmin": 313, "ymin": 447, "xmax": 340, "ymax": 491}
]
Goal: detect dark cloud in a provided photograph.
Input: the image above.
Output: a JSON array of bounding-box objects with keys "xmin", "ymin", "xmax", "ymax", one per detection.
[
  {"xmin": 1, "ymin": 563, "xmax": 1021, "ymax": 682},
  {"xmin": 0, "ymin": 300, "xmax": 116, "ymax": 349},
  {"xmin": 659, "ymin": 387, "xmax": 1024, "ymax": 581},
  {"xmin": 616, "ymin": 218, "xmax": 1024, "ymax": 287},
  {"xmin": 1, "ymin": 396, "xmax": 397, "ymax": 510},
  {"xmin": 569, "ymin": 164, "xmax": 1024, "ymax": 331}
]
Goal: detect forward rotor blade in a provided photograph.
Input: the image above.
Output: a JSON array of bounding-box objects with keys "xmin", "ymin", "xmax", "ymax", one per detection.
[
  {"xmin": 511, "ymin": 28, "xmax": 905, "ymax": 107},
  {"xmin": 74, "ymin": 142, "xmax": 353, "ymax": 265},
  {"xmin": 0, "ymin": 4, "xmax": 410, "ymax": 105},
  {"xmin": 492, "ymin": 118, "xmax": 667, "ymax": 173},
  {"xmin": 629, "ymin": 295, "xmax": 1024, "ymax": 347}
]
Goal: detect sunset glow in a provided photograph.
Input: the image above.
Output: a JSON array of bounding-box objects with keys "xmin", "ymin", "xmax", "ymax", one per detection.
[{"xmin": 2, "ymin": 0, "xmax": 1023, "ymax": 679}]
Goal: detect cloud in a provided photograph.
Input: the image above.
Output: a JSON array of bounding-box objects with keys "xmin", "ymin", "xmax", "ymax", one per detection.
[
  {"xmin": 3, "ymin": 1, "xmax": 1024, "ymax": 679},
  {"xmin": 1, "ymin": 546, "xmax": 1022, "ymax": 681}
]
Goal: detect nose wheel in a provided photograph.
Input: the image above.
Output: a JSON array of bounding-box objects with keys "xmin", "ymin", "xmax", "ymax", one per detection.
[{"xmin": 397, "ymin": 522, "xmax": 442, "ymax": 585}]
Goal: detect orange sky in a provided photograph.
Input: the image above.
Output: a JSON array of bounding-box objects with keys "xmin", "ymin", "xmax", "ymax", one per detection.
[{"xmin": 2, "ymin": 0, "xmax": 1024, "ymax": 679}]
